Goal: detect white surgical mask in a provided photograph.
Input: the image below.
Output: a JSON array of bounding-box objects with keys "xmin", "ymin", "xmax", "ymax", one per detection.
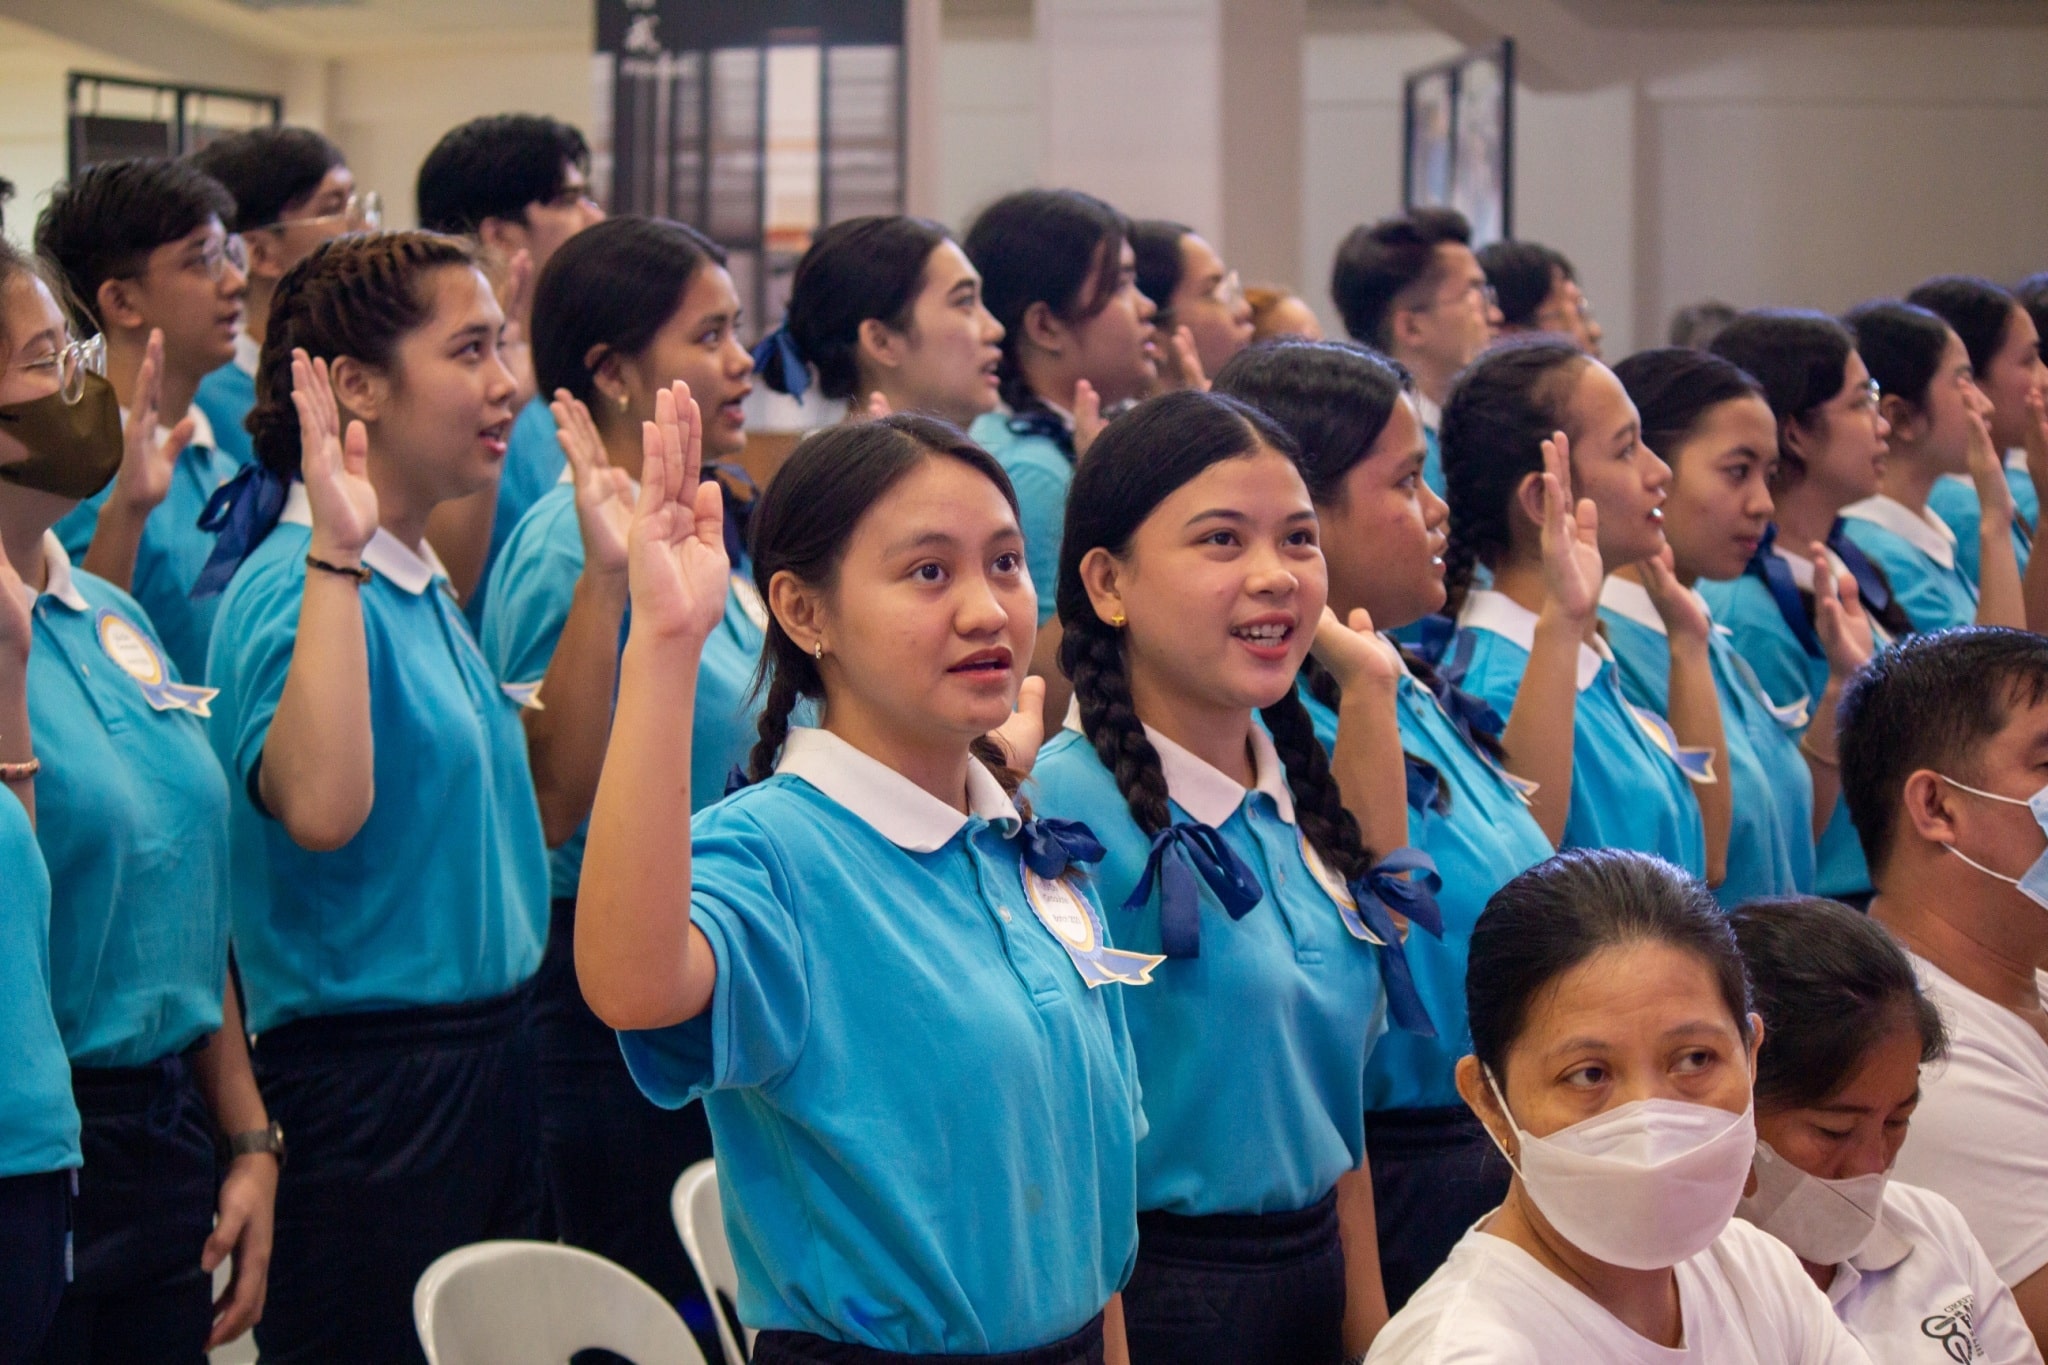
[
  {"xmin": 1485, "ymin": 1070, "xmax": 1755, "ymax": 1271},
  {"xmin": 1938, "ymin": 774, "xmax": 2048, "ymax": 911},
  {"xmin": 1737, "ymin": 1139, "xmax": 1894, "ymax": 1267}
]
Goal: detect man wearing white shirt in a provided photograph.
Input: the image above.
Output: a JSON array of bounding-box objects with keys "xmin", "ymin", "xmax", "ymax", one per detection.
[{"xmin": 1841, "ymin": 626, "xmax": 2048, "ymax": 1351}]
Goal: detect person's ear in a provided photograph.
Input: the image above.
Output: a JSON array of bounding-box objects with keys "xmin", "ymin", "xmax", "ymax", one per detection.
[
  {"xmin": 476, "ymin": 216, "xmax": 530, "ymax": 263},
  {"xmin": 1390, "ymin": 300, "xmax": 1429, "ymax": 355},
  {"xmin": 1900, "ymin": 768, "xmax": 1965, "ymax": 847},
  {"xmin": 1455, "ymin": 1055, "xmax": 1515, "ymax": 1160},
  {"xmin": 1021, "ymin": 300, "xmax": 1066, "ymax": 359},
  {"xmin": 95, "ymin": 276, "xmax": 148, "ymax": 335},
  {"xmin": 1877, "ymin": 393, "xmax": 1919, "ymax": 444},
  {"xmin": 768, "ymin": 569, "xmax": 827, "ymax": 659},
  {"xmin": 1511, "ymin": 469, "xmax": 1548, "ymax": 534},
  {"xmin": 856, "ymin": 316, "xmax": 908, "ymax": 379},
  {"xmin": 1782, "ymin": 413, "xmax": 1824, "ymax": 472},
  {"xmin": 584, "ymin": 346, "xmax": 632, "ymax": 417},
  {"xmin": 242, "ymin": 231, "xmax": 291, "ymax": 286},
  {"xmin": 327, "ymin": 355, "xmax": 387, "ymax": 425},
  {"xmin": 1077, "ymin": 545, "xmax": 1127, "ymax": 629}
]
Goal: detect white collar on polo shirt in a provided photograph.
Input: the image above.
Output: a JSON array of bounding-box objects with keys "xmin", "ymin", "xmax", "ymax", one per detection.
[
  {"xmin": 2010, "ymin": 447, "xmax": 2029, "ymax": 474},
  {"xmin": 121, "ymin": 402, "xmax": 215, "ymax": 454},
  {"xmin": 1598, "ymin": 574, "xmax": 1717, "ymax": 639},
  {"xmin": 1458, "ymin": 587, "xmax": 1608, "ymax": 692},
  {"xmin": 233, "ymin": 329, "xmax": 260, "ymax": 379},
  {"xmin": 277, "ymin": 481, "xmax": 447, "ymax": 595},
  {"xmin": 1413, "ymin": 392, "xmax": 1442, "ymax": 433},
  {"xmin": 1060, "ymin": 698, "xmax": 1295, "ymax": 827},
  {"xmin": 775, "ymin": 725, "xmax": 1020, "ymax": 850},
  {"xmin": 1841, "ymin": 494, "xmax": 1958, "ymax": 571},
  {"xmin": 1771, "ymin": 537, "xmax": 1851, "ymax": 593},
  {"xmin": 17, "ymin": 531, "xmax": 91, "ymax": 613}
]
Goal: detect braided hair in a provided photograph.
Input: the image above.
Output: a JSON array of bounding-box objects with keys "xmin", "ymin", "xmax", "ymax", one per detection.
[
  {"xmin": 742, "ymin": 414, "xmax": 1025, "ymax": 791},
  {"xmin": 249, "ymin": 230, "xmax": 478, "ymax": 481},
  {"xmin": 1055, "ymin": 389, "xmax": 1380, "ymax": 880},
  {"xmin": 1212, "ymin": 338, "xmax": 1506, "ymax": 782},
  {"xmin": 1437, "ymin": 337, "xmax": 1590, "ymax": 617}
]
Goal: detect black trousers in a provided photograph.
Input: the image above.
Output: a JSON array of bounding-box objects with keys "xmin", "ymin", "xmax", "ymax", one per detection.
[
  {"xmin": 531, "ymin": 899, "xmax": 714, "ymax": 1300},
  {"xmin": 1366, "ymin": 1105, "xmax": 1511, "ymax": 1313},
  {"xmin": 251, "ymin": 986, "xmax": 545, "ymax": 1365},
  {"xmin": 1122, "ymin": 1190, "xmax": 1344, "ymax": 1365},
  {"xmin": 36, "ymin": 1051, "xmax": 216, "ymax": 1365},
  {"xmin": 754, "ymin": 1314, "xmax": 1105, "ymax": 1365},
  {"xmin": 0, "ymin": 1170, "xmax": 72, "ymax": 1365}
]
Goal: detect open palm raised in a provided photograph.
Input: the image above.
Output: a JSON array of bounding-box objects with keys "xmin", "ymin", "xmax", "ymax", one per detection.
[
  {"xmin": 552, "ymin": 390, "xmax": 633, "ymax": 577},
  {"xmin": 628, "ymin": 382, "xmax": 730, "ymax": 646},
  {"xmin": 292, "ymin": 350, "xmax": 377, "ymax": 560},
  {"xmin": 1537, "ymin": 430, "xmax": 1603, "ymax": 621}
]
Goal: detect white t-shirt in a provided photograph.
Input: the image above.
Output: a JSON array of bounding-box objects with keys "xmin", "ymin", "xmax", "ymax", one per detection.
[
  {"xmin": 1367, "ymin": 1218, "xmax": 1872, "ymax": 1364},
  {"xmin": 1824, "ymin": 1181, "xmax": 2041, "ymax": 1365},
  {"xmin": 1891, "ymin": 955, "xmax": 2048, "ymax": 1287}
]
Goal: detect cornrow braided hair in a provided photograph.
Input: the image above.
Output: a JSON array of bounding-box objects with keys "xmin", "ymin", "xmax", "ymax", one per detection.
[
  {"xmin": 1438, "ymin": 337, "xmax": 1590, "ymax": 618},
  {"xmin": 249, "ymin": 230, "xmax": 478, "ymax": 480},
  {"xmin": 1056, "ymin": 389, "xmax": 1379, "ymax": 884}
]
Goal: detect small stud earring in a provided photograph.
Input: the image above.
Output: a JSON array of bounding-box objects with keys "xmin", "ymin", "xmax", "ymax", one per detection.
[
  {"xmin": 1109, "ymin": 612, "xmax": 1127, "ymax": 628},
  {"xmin": 616, "ymin": 393, "xmax": 630, "ymax": 413},
  {"xmin": 813, "ymin": 641, "xmax": 824, "ymax": 660}
]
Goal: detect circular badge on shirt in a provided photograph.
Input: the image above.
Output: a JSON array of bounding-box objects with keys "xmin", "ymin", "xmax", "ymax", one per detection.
[
  {"xmin": 1023, "ymin": 870, "xmax": 1098, "ymax": 954},
  {"xmin": 97, "ymin": 612, "xmax": 165, "ymax": 687}
]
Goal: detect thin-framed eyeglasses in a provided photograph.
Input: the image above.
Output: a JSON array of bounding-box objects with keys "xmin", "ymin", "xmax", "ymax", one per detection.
[
  {"xmin": 20, "ymin": 333, "xmax": 108, "ymax": 405},
  {"xmin": 244, "ymin": 190, "xmax": 384, "ymax": 236}
]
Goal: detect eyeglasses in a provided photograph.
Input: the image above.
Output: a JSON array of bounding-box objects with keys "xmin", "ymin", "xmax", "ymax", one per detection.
[
  {"xmin": 183, "ymin": 233, "xmax": 248, "ymax": 282},
  {"xmin": 244, "ymin": 190, "xmax": 384, "ymax": 236},
  {"xmin": 1210, "ymin": 269, "xmax": 1245, "ymax": 309},
  {"xmin": 1415, "ymin": 279, "xmax": 1497, "ymax": 315},
  {"xmin": 20, "ymin": 334, "xmax": 107, "ymax": 405},
  {"xmin": 1843, "ymin": 378, "xmax": 1882, "ymax": 415}
]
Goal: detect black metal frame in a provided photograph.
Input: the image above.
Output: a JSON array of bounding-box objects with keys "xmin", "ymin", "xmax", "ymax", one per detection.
[
  {"xmin": 1400, "ymin": 37, "xmax": 1515, "ymax": 242},
  {"xmin": 66, "ymin": 71, "xmax": 282, "ymax": 176}
]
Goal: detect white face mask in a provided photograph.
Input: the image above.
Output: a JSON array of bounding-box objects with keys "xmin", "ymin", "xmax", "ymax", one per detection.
[
  {"xmin": 1939, "ymin": 774, "xmax": 2048, "ymax": 910},
  {"xmin": 1737, "ymin": 1139, "xmax": 1889, "ymax": 1267},
  {"xmin": 1485, "ymin": 1070, "xmax": 1755, "ymax": 1271}
]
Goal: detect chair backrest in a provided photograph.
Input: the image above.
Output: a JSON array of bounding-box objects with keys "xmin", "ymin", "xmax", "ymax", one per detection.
[
  {"xmin": 672, "ymin": 1159, "xmax": 755, "ymax": 1364},
  {"xmin": 414, "ymin": 1240, "xmax": 707, "ymax": 1365}
]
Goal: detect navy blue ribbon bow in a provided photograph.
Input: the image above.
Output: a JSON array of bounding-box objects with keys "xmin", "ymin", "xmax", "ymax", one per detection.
[
  {"xmin": 1746, "ymin": 520, "xmax": 1892, "ymax": 660},
  {"xmin": 1346, "ymin": 847, "xmax": 1444, "ymax": 1037},
  {"xmin": 750, "ymin": 323, "xmax": 810, "ymax": 402},
  {"xmin": 1123, "ymin": 822, "xmax": 1264, "ymax": 959},
  {"xmin": 1005, "ymin": 407, "xmax": 1077, "ymax": 462},
  {"xmin": 1015, "ymin": 817, "xmax": 1107, "ymax": 880},
  {"xmin": 190, "ymin": 463, "xmax": 290, "ymax": 599}
]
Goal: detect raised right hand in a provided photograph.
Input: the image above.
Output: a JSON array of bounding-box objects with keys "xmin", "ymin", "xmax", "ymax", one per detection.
[
  {"xmin": 292, "ymin": 350, "xmax": 377, "ymax": 561},
  {"xmin": 1072, "ymin": 380, "xmax": 1105, "ymax": 460},
  {"xmin": 1537, "ymin": 430, "xmax": 1603, "ymax": 621},
  {"xmin": 108, "ymin": 329, "xmax": 194, "ymax": 517},
  {"xmin": 627, "ymin": 382, "xmax": 730, "ymax": 646},
  {"xmin": 552, "ymin": 391, "xmax": 632, "ymax": 578},
  {"xmin": 1809, "ymin": 543, "xmax": 1875, "ymax": 682}
]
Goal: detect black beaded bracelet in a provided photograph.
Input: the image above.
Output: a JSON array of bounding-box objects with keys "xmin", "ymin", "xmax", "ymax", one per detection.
[{"xmin": 306, "ymin": 554, "xmax": 372, "ymax": 585}]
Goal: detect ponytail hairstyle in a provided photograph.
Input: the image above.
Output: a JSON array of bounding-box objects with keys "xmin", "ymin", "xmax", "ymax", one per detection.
[
  {"xmin": 250, "ymin": 231, "xmax": 479, "ymax": 481},
  {"xmin": 531, "ymin": 215, "xmax": 725, "ymax": 407},
  {"xmin": 759, "ymin": 215, "xmax": 952, "ymax": 404},
  {"xmin": 1055, "ymin": 389, "xmax": 1377, "ymax": 878},
  {"xmin": 744, "ymin": 413, "xmax": 1024, "ymax": 788},
  {"xmin": 1610, "ymin": 347, "xmax": 1766, "ymax": 467},
  {"xmin": 1213, "ymin": 338, "xmax": 1507, "ymax": 787},
  {"xmin": 1842, "ymin": 300, "xmax": 1952, "ymax": 414},
  {"xmin": 1706, "ymin": 309, "xmax": 1854, "ymax": 492},
  {"xmin": 1130, "ymin": 219, "xmax": 1193, "ymax": 328},
  {"xmin": 1437, "ymin": 337, "xmax": 1589, "ymax": 617},
  {"xmin": 964, "ymin": 188, "xmax": 1130, "ymax": 414}
]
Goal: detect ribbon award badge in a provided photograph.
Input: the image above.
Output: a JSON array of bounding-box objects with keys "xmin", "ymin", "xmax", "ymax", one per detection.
[
  {"xmin": 1022, "ymin": 870, "xmax": 1165, "ymax": 988},
  {"xmin": 95, "ymin": 610, "xmax": 217, "ymax": 716}
]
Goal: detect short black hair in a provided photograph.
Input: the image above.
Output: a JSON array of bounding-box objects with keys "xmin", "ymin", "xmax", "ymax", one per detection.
[
  {"xmin": 188, "ymin": 126, "xmax": 345, "ymax": 232},
  {"xmin": 1467, "ymin": 849, "xmax": 1752, "ymax": 1086},
  {"xmin": 416, "ymin": 113, "xmax": 590, "ymax": 236},
  {"xmin": 34, "ymin": 157, "xmax": 235, "ymax": 332},
  {"xmin": 1329, "ymin": 207, "xmax": 1472, "ymax": 350},
  {"xmin": 1844, "ymin": 300, "xmax": 1952, "ymax": 411},
  {"xmin": 1840, "ymin": 627, "xmax": 2048, "ymax": 873},
  {"xmin": 1907, "ymin": 275, "xmax": 2016, "ymax": 379},
  {"xmin": 1732, "ymin": 896, "xmax": 1946, "ymax": 1112},
  {"xmin": 1707, "ymin": 309, "xmax": 1854, "ymax": 488},
  {"xmin": 1476, "ymin": 240, "xmax": 1571, "ymax": 328}
]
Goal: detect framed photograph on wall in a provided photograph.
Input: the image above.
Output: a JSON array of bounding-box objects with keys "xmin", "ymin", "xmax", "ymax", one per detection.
[{"xmin": 1402, "ymin": 38, "xmax": 1513, "ymax": 246}]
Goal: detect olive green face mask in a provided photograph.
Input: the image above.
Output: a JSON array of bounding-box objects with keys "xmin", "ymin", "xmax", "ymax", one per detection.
[{"xmin": 0, "ymin": 372, "xmax": 124, "ymax": 501}]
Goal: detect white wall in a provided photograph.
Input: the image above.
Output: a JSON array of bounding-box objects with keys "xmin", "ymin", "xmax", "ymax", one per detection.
[
  {"xmin": 937, "ymin": 26, "xmax": 1041, "ymax": 231},
  {"xmin": 0, "ymin": 14, "xmax": 156, "ymax": 244}
]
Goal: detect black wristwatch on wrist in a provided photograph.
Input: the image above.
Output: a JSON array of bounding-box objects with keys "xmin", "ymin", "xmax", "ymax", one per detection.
[{"xmin": 224, "ymin": 1120, "xmax": 286, "ymax": 1169}]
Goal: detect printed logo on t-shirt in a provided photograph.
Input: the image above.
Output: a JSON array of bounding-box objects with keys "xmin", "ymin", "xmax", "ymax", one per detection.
[{"xmin": 1921, "ymin": 1293, "xmax": 1980, "ymax": 1362}]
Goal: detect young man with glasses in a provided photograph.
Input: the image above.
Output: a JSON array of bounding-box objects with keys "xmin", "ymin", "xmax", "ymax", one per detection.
[
  {"xmin": 415, "ymin": 113, "xmax": 605, "ymax": 628},
  {"xmin": 187, "ymin": 127, "xmax": 379, "ymax": 467},
  {"xmin": 34, "ymin": 156, "xmax": 248, "ymax": 683},
  {"xmin": 1475, "ymin": 238, "xmax": 1603, "ymax": 359},
  {"xmin": 1329, "ymin": 207, "xmax": 1503, "ymax": 494}
]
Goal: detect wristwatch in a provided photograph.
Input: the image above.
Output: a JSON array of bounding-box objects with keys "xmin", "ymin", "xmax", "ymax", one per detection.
[{"xmin": 225, "ymin": 1120, "xmax": 287, "ymax": 1170}]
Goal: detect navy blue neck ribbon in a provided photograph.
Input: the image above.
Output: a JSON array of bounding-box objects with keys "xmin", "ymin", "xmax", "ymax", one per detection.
[
  {"xmin": 1005, "ymin": 406, "xmax": 1077, "ymax": 463},
  {"xmin": 1014, "ymin": 817, "xmax": 1107, "ymax": 879},
  {"xmin": 750, "ymin": 323, "xmax": 810, "ymax": 402},
  {"xmin": 1404, "ymin": 754, "xmax": 1448, "ymax": 816},
  {"xmin": 1743, "ymin": 520, "xmax": 1891, "ymax": 659},
  {"xmin": 1346, "ymin": 846, "xmax": 1445, "ymax": 1037},
  {"xmin": 1123, "ymin": 822, "xmax": 1263, "ymax": 959},
  {"xmin": 190, "ymin": 463, "xmax": 291, "ymax": 599}
]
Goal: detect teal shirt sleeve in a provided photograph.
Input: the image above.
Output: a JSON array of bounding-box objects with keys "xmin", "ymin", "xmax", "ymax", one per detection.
[{"xmin": 1838, "ymin": 517, "xmax": 1976, "ymax": 634}]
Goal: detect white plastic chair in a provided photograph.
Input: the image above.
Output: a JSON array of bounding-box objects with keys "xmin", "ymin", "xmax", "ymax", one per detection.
[
  {"xmin": 414, "ymin": 1240, "xmax": 707, "ymax": 1365},
  {"xmin": 672, "ymin": 1160, "xmax": 756, "ymax": 1364}
]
